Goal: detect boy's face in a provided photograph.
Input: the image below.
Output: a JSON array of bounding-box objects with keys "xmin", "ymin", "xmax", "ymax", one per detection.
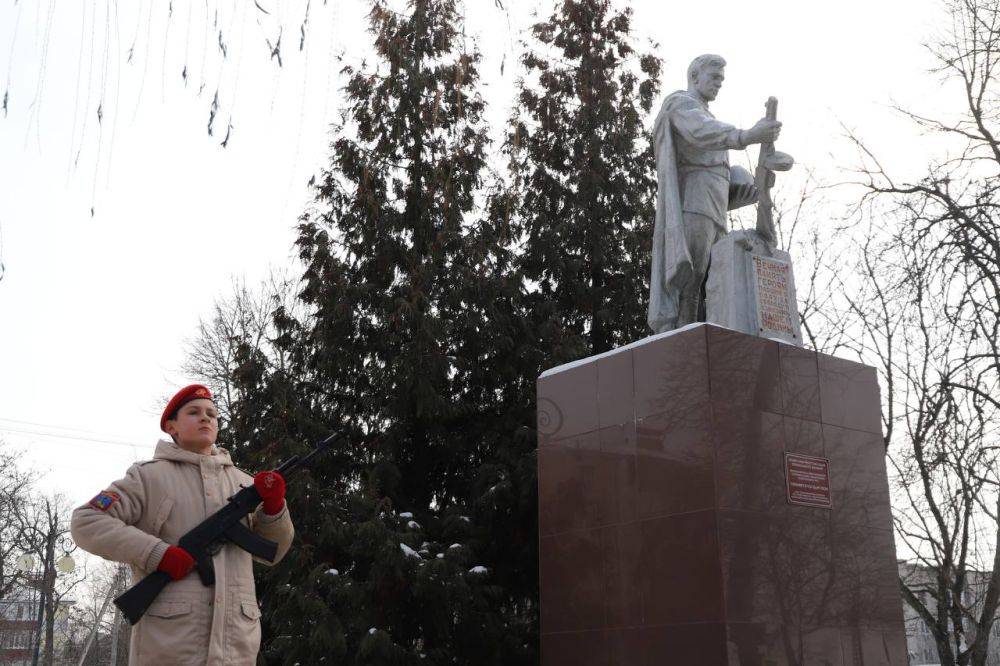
[{"xmin": 165, "ymin": 398, "xmax": 218, "ymax": 453}]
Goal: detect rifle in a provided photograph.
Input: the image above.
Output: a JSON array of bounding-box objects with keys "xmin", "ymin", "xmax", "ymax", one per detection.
[
  {"xmin": 753, "ymin": 96, "xmax": 794, "ymax": 245},
  {"xmin": 754, "ymin": 97, "xmax": 779, "ymax": 244},
  {"xmin": 114, "ymin": 432, "xmax": 339, "ymax": 625}
]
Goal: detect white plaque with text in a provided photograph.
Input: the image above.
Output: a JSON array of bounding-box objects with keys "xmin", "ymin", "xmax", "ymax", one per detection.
[{"xmin": 749, "ymin": 254, "xmax": 800, "ymax": 344}]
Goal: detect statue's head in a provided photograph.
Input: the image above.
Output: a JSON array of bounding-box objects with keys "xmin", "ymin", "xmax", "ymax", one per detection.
[{"xmin": 687, "ymin": 54, "xmax": 726, "ymax": 102}]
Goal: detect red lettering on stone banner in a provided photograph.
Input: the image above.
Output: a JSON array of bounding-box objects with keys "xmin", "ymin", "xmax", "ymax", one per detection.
[{"xmin": 752, "ymin": 255, "xmax": 794, "ymax": 336}]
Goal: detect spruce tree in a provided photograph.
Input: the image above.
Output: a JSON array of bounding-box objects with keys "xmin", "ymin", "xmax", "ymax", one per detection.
[
  {"xmin": 215, "ymin": 1, "xmax": 536, "ymax": 663},
  {"xmin": 509, "ymin": 0, "xmax": 662, "ymax": 359},
  {"xmin": 192, "ymin": 2, "xmax": 663, "ymax": 664}
]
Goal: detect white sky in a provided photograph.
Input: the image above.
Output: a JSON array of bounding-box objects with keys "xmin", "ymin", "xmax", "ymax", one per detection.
[{"xmin": 0, "ymin": 0, "xmax": 948, "ymax": 510}]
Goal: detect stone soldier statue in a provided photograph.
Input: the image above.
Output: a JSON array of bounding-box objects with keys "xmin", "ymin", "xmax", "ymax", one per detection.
[{"xmin": 647, "ymin": 54, "xmax": 783, "ymax": 333}]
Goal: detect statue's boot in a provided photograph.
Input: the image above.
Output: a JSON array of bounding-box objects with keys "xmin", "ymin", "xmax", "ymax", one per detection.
[{"xmin": 676, "ymin": 277, "xmax": 704, "ymax": 327}]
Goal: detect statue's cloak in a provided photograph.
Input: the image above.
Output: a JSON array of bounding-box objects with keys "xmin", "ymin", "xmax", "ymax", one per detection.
[{"xmin": 647, "ymin": 90, "xmax": 692, "ymax": 333}]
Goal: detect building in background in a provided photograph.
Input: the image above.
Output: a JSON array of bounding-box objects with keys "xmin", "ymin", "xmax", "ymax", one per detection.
[
  {"xmin": 0, "ymin": 576, "xmax": 74, "ymax": 666},
  {"xmin": 0, "ymin": 590, "xmax": 36, "ymax": 665},
  {"xmin": 900, "ymin": 561, "xmax": 1000, "ymax": 666}
]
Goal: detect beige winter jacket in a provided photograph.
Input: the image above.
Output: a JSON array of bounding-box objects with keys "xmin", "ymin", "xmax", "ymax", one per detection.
[{"xmin": 70, "ymin": 440, "xmax": 294, "ymax": 666}]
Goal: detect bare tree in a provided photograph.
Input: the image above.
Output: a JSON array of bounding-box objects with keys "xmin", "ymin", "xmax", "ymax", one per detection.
[
  {"xmin": 0, "ymin": 443, "xmax": 36, "ymax": 600},
  {"xmin": 60, "ymin": 562, "xmax": 130, "ymax": 666},
  {"xmin": 17, "ymin": 494, "xmax": 85, "ymax": 666},
  {"xmin": 181, "ymin": 270, "xmax": 304, "ymax": 422},
  {"xmin": 795, "ymin": 1, "xmax": 1000, "ymax": 664}
]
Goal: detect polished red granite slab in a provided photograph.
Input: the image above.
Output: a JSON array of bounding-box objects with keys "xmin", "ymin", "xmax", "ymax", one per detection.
[{"xmin": 537, "ymin": 324, "xmax": 905, "ymax": 665}]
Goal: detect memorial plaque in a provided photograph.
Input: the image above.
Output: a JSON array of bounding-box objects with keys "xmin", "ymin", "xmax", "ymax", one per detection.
[
  {"xmin": 784, "ymin": 452, "xmax": 832, "ymax": 509},
  {"xmin": 750, "ymin": 254, "xmax": 800, "ymax": 343}
]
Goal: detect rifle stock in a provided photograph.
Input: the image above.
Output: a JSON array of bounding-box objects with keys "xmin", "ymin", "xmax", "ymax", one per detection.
[{"xmin": 114, "ymin": 571, "xmax": 172, "ymax": 626}]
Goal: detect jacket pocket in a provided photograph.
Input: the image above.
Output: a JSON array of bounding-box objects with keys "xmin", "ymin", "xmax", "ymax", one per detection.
[
  {"xmin": 241, "ymin": 600, "xmax": 261, "ymax": 620},
  {"xmin": 225, "ymin": 594, "xmax": 262, "ymax": 664},
  {"xmin": 138, "ymin": 596, "xmax": 210, "ymax": 665},
  {"xmin": 151, "ymin": 497, "xmax": 174, "ymax": 536},
  {"xmin": 147, "ymin": 599, "xmax": 190, "ymax": 619}
]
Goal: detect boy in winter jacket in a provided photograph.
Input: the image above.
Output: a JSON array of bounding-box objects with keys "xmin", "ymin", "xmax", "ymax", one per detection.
[{"xmin": 71, "ymin": 384, "xmax": 294, "ymax": 666}]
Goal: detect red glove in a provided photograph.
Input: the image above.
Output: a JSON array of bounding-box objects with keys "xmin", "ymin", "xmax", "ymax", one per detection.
[
  {"xmin": 157, "ymin": 546, "xmax": 195, "ymax": 581},
  {"xmin": 254, "ymin": 470, "xmax": 286, "ymax": 515}
]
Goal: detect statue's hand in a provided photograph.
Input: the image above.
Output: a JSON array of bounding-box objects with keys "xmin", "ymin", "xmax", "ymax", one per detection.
[{"xmin": 745, "ymin": 118, "xmax": 782, "ymax": 145}]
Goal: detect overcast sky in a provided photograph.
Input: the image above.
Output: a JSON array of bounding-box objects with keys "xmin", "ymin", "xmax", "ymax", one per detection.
[{"xmin": 0, "ymin": 0, "xmax": 947, "ymax": 510}]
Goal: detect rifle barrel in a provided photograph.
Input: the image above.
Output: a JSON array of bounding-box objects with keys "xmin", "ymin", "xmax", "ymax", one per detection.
[
  {"xmin": 274, "ymin": 455, "xmax": 301, "ymax": 475},
  {"xmin": 282, "ymin": 432, "xmax": 340, "ymax": 477}
]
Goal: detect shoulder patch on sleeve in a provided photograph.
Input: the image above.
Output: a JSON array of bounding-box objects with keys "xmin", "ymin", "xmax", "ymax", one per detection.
[{"xmin": 89, "ymin": 491, "xmax": 120, "ymax": 512}]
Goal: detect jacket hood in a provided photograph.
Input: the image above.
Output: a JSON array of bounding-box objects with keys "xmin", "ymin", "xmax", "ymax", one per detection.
[{"xmin": 153, "ymin": 439, "xmax": 234, "ymax": 467}]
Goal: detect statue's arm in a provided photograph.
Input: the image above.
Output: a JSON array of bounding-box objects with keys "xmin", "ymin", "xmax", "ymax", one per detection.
[{"xmin": 669, "ymin": 98, "xmax": 745, "ymax": 151}]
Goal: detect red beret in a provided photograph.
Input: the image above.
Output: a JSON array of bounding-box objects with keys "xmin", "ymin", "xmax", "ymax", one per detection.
[{"xmin": 160, "ymin": 384, "xmax": 214, "ymax": 432}]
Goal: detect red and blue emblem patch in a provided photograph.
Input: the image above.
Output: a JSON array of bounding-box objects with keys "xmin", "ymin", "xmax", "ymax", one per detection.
[{"xmin": 89, "ymin": 491, "xmax": 120, "ymax": 512}]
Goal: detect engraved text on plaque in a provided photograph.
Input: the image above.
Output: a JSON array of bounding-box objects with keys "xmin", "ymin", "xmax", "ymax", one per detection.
[{"xmin": 750, "ymin": 254, "xmax": 799, "ymax": 343}]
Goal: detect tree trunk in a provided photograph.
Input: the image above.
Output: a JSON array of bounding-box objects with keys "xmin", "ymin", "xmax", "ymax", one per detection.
[{"xmin": 42, "ymin": 530, "xmax": 55, "ymax": 666}]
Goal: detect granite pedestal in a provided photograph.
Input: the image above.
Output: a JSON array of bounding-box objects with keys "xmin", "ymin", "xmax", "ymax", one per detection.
[{"xmin": 537, "ymin": 323, "xmax": 906, "ymax": 665}]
